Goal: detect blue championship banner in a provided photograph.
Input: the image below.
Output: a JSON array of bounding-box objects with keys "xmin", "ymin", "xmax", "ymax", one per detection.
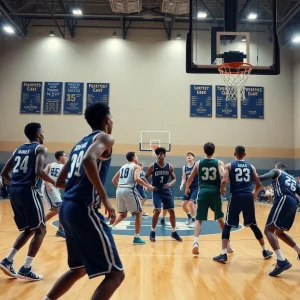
[
  {"xmin": 190, "ymin": 85, "xmax": 212, "ymax": 117},
  {"xmin": 43, "ymin": 82, "xmax": 63, "ymax": 114},
  {"xmin": 86, "ymin": 83, "xmax": 110, "ymax": 106},
  {"xmin": 64, "ymin": 82, "xmax": 84, "ymax": 114},
  {"xmin": 20, "ymin": 81, "xmax": 42, "ymax": 114},
  {"xmin": 215, "ymin": 86, "xmax": 237, "ymax": 118},
  {"xmin": 241, "ymin": 87, "xmax": 264, "ymax": 119}
]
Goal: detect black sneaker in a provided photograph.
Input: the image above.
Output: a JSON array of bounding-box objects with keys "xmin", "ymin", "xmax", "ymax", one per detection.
[
  {"xmin": 213, "ymin": 253, "xmax": 228, "ymax": 263},
  {"xmin": 160, "ymin": 218, "xmax": 166, "ymax": 227},
  {"xmin": 150, "ymin": 231, "xmax": 156, "ymax": 242},
  {"xmin": 269, "ymin": 259, "xmax": 292, "ymax": 277},
  {"xmin": 56, "ymin": 228, "xmax": 66, "ymax": 238},
  {"xmin": 263, "ymin": 249, "xmax": 273, "ymax": 259},
  {"xmin": 171, "ymin": 231, "xmax": 182, "ymax": 242},
  {"xmin": 297, "ymin": 254, "xmax": 300, "ymax": 260},
  {"xmin": 0, "ymin": 258, "xmax": 17, "ymax": 278}
]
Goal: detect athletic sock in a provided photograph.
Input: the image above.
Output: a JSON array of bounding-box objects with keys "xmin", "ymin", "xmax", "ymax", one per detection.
[
  {"xmin": 187, "ymin": 213, "xmax": 192, "ymax": 219},
  {"xmin": 135, "ymin": 234, "xmax": 140, "ymax": 238},
  {"xmin": 24, "ymin": 256, "xmax": 34, "ymax": 268},
  {"xmin": 172, "ymin": 228, "xmax": 176, "ymax": 232},
  {"xmin": 275, "ymin": 249, "xmax": 285, "ymax": 261},
  {"xmin": 6, "ymin": 248, "xmax": 18, "ymax": 263},
  {"xmin": 151, "ymin": 228, "xmax": 156, "ymax": 232},
  {"xmin": 293, "ymin": 244, "xmax": 300, "ymax": 255},
  {"xmin": 43, "ymin": 297, "xmax": 51, "ymax": 300},
  {"xmin": 193, "ymin": 237, "xmax": 199, "ymax": 244},
  {"xmin": 221, "ymin": 249, "xmax": 227, "ymax": 255},
  {"xmin": 191, "ymin": 217, "xmax": 195, "ymax": 222},
  {"xmin": 261, "ymin": 245, "xmax": 266, "ymax": 251}
]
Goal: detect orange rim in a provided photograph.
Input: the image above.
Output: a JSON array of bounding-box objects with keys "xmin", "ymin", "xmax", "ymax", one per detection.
[{"xmin": 218, "ymin": 62, "xmax": 252, "ymax": 75}]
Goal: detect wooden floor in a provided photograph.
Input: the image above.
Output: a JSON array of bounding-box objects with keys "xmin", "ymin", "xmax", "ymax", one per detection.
[{"xmin": 1, "ymin": 199, "xmax": 300, "ymax": 300}]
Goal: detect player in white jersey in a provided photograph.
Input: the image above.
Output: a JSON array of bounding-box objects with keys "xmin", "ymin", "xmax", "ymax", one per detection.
[
  {"xmin": 41, "ymin": 151, "xmax": 67, "ymax": 238},
  {"xmin": 112, "ymin": 152, "xmax": 155, "ymax": 245}
]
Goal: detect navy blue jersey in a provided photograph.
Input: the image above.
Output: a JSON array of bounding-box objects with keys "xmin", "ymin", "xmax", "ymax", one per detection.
[
  {"xmin": 229, "ymin": 160, "xmax": 253, "ymax": 194},
  {"xmin": 184, "ymin": 163, "xmax": 198, "ymax": 189},
  {"xmin": 11, "ymin": 142, "xmax": 41, "ymax": 187},
  {"xmin": 272, "ymin": 171, "xmax": 298, "ymax": 201},
  {"xmin": 63, "ymin": 131, "xmax": 112, "ymax": 207},
  {"xmin": 136, "ymin": 170, "xmax": 145, "ymax": 191},
  {"xmin": 152, "ymin": 162, "xmax": 170, "ymax": 191}
]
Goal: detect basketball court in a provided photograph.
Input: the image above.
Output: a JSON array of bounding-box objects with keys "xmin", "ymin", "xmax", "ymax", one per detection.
[{"xmin": 1, "ymin": 0, "xmax": 300, "ymax": 299}]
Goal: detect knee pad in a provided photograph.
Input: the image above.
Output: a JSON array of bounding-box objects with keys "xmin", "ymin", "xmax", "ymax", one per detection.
[
  {"xmin": 222, "ymin": 224, "xmax": 232, "ymax": 240},
  {"xmin": 250, "ymin": 224, "xmax": 263, "ymax": 240}
]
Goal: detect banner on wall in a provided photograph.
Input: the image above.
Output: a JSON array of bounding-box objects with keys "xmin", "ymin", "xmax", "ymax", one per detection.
[
  {"xmin": 86, "ymin": 83, "xmax": 110, "ymax": 106},
  {"xmin": 63, "ymin": 82, "xmax": 84, "ymax": 114},
  {"xmin": 215, "ymin": 86, "xmax": 237, "ymax": 118},
  {"xmin": 20, "ymin": 81, "xmax": 42, "ymax": 114},
  {"xmin": 241, "ymin": 87, "xmax": 264, "ymax": 119},
  {"xmin": 190, "ymin": 85, "xmax": 212, "ymax": 117},
  {"xmin": 43, "ymin": 82, "xmax": 63, "ymax": 114}
]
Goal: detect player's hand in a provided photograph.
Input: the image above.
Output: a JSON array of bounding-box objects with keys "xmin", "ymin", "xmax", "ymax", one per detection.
[
  {"xmin": 185, "ymin": 188, "xmax": 190, "ymax": 196},
  {"xmin": 163, "ymin": 183, "xmax": 171, "ymax": 189},
  {"xmin": 252, "ymin": 192, "xmax": 258, "ymax": 201},
  {"xmin": 147, "ymin": 185, "xmax": 155, "ymax": 191},
  {"xmin": 103, "ymin": 200, "xmax": 116, "ymax": 224},
  {"xmin": 179, "ymin": 185, "xmax": 183, "ymax": 191}
]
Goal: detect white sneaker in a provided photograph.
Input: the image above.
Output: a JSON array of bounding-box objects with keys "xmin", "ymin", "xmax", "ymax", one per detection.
[
  {"xmin": 192, "ymin": 242, "xmax": 199, "ymax": 255},
  {"xmin": 185, "ymin": 218, "xmax": 191, "ymax": 225},
  {"xmin": 189, "ymin": 221, "xmax": 195, "ymax": 228}
]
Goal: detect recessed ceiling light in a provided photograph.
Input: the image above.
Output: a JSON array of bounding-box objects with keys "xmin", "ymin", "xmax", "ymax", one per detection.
[
  {"xmin": 292, "ymin": 36, "xmax": 300, "ymax": 43},
  {"xmin": 248, "ymin": 13, "xmax": 257, "ymax": 20},
  {"xmin": 3, "ymin": 25, "xmax": 14, "ymax": 34},
  {"xmin": 49, "ymin": 31, "xmax": 55, "ymax": 37},
  {"xmin": 197, "ymin": 12, "xmax": 207, "ymax": 18},
  {"xmin": 72, "ymin": 9, "xmax": 82, "ymax": 15}
]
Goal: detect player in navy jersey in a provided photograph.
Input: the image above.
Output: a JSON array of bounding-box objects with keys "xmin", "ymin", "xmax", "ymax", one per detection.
[
  {"xmin": 145, "ymin": 147, "xmax": 182, "ymax": 242},
  {"xmin": 213, "ymin": 146, "xmax": 273, "ymax": 263},
  {"xmin": 44, "ymin": 103, "xmax": 124, "ymax": 300},
  {"xmin": 259, "ymin": 163, "xmax": 300, "ymax": 276},
  {"xmin": 0, "ymin": 123, "xmax": 55, "ymax": 281},
  {"xmin": 180, "ymin": 152, "xmax": 197, "ymax": 227},
  {"xmin": 136, "ymin": 162, "xmax": 149, "ymax": 216}
]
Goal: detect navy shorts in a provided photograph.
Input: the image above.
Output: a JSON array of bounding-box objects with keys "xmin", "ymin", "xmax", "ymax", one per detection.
[
  {"xmin": 60, "ymin": 200, "xmax": 123, "ymax": 278},
  {"xmin": 266, "ymin": 195, "xmax": 298, "ymax": 231},
  {"xmin": 226, "ymin": 193, "xmax": 256, "ymax": 228},
  {"xmin": 153, "ymin": 190, "xmax": 174, "ymax": 210},
  {"xmin": 136, "ymin": 187, "xmax": 147, "ymax": 199},
  {"xmin": 183, "ymin": 187, "xmax": 198, "ymax": 203},
  {"xmin": 10, "ymin": 186, "xmax": 45, "ymax": 231}
]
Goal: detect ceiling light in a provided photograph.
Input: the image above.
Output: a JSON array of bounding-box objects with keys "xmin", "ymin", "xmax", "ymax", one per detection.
[
  {"xmin": 241, "ymin": 38, "xmax": 246, "ymax": 42},
  {"xmin": 49, "ymin": 31, "xmax": 55, "ymax": 37},
  {"xmin": 197, "ymin": 12, "xmax": 207, "ymax": 18},
  {"xmin": 3, "ymin": 25, "xmax": 14, "ymax": 34},
  {"xmin": 248, "ymin": 13, "xmax": 257, "ymax": 20},
  {"xmin": 72, "ymin": 9, "xmax": 82, "ymax": 15},
  {"xmin": 292, "ymin": 36, "xmax": 300, "ymax": 43},
  {"xmin": 113, "ymin": 30, "xmax": 117, "ymax": 38},
  {"xmin": 176, "ymin": 33, "xmax": 182, "ymax": 40}
]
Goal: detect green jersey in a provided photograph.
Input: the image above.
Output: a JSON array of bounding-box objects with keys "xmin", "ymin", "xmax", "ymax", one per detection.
[{"xmin": 198, "ymin": 158, "xmax": 221, "ymax": 189}]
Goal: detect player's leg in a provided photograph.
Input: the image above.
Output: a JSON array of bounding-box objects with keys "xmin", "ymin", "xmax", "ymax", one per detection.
[
  {"xmin": 182, "ymin": 194, "xmax": 192, "ymax": 225},
  {"xmin": 150, "ymin": 191, "xmax": 162, "ymax": 242},
  {"xmin": 113, "ymin": 189, "xmax": 128, "ymax": 227},
  {"xmin": 160, "ymin": 209, "xmax": 169, "ymax": 226},
  {"xmin": 188, "ymin": 188, "xmax": 198, "ymax": 228},
  {"xmin": 136, "ymin": 188, "xmax": 149, "ymax": 216}
]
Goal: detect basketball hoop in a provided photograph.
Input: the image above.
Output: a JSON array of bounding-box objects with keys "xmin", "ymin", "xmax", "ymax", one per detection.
[
  {"xmin": 218, "ymin": 62, "xmax": 252, "ymax": 102},
  {"xmin": 151, "ymin": 145, "xmax": 158, "ymax": 157}
]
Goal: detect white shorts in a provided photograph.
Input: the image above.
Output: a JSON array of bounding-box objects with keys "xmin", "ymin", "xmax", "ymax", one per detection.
[
  {"xmin": 116, "ymin": 188, "xmax": 142, "ymax": 214},
  {"xmin": 41, "ymin": 184, "xmax": 62, "ymax": 210}
]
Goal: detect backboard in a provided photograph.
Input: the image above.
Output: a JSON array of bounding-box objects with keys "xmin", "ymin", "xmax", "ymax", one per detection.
[
  {"xmin": 186, "ymin": 0, "xmax": 280, "ymax": 75},
  {"xmin": 139, "ymin": 131, "xmax": 171, "ymax": 152}
]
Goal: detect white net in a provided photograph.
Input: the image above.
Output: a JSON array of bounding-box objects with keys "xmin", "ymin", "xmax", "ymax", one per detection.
[{"xmin": 218, "ymin": 62, "xmax": 252, "ymax": 102}]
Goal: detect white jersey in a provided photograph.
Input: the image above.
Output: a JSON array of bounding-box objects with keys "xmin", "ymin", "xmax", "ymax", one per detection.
[
  {"xmin": 47, "ymin": 162, "xmax": 64, "ymax": 181},
  {"xmin": 118, "ymin": 163, "xmax": 136, "ymax": 189}
]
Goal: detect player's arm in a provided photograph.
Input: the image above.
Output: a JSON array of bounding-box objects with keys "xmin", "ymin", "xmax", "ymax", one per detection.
[
  {"xmin": 258, "ymin": 169, "xmax": 280, "ymax": 181},
  {"xmin": 218, "ymin": 160, "xmax": 225, "ymax": 177},
  {"xmin": 35, "ymin": 146, "xmax": 55, "ymax": 185},
  {"xmin": 164, "ymin": 164, "xmax": 176, "ymax": 189},
  {"xmin": 56, "ymin": 161, "xmax": 70, "ymax": 190},
  {"xmin": 43, "ymin": 163, "xmax": 53, "ymax": 191},
  {"xmin": 112, "ymin": 170, "xmax": 120, "ymax": 188},
  {"xmin": 134, "ymin": 165, "xmax": 154, "ymax": 190},
  {"xmin": 220, "ymin": 163, "xmax": 230, "ymax": 195},
  {"xmin": 82, "ymin": 134, "xmax": 116, "ymax": 223},
  {"xmin": 180, "ymin": 166, "xmax": 186, "ymax": 190},
  {"xmin": 185, "ymin": 161, "xmax": 199, "ymax": 195},
  {"xmin": 252, "ymin": 166, "xmax": 263, "ymax": 199},
  {"xmin": 0, "ymin": 156, "xmax": 14, "ymax": 184}
]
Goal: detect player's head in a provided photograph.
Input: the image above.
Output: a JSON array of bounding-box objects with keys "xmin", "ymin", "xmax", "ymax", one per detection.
[
  {"xmin": 55, "ymin": 151, "xmax": 67, "ymax": 164},
  {"xmin": 84, "ymin": 102, "xmax": 112, "ymax": 133},
  {"xmin": 24, "ymin": 122, "xmax": 44, "ymax": 144},
  {"xmin": 275, "ymin": 162, "xmax": 288, "ymax": 171},
  {"xmin": 155, "ymin": 147, "xmax": 166, "ymax": 162},
  {"xmin": 138, "ymin": 162, "xmax": 144, "ymax": 169},
  {"xmin": 203, "ymin": 142, "xmax": 215, "ymax": 157},
  {"xmin": 126, "ymin": 151, "xmax": 138, "ymax": 163},
  {"xmin": 234, "ymin": 145, "xmax": 246, "ymax": 159},
  {"xmin": 186, "ymin": 152, "xmax": 195, "ymax": 162}
]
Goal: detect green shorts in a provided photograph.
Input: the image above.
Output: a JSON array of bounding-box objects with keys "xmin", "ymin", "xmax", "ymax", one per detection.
[{"xmin": 196, "ymin": 188, "xmax": 224, "ymax": 221}]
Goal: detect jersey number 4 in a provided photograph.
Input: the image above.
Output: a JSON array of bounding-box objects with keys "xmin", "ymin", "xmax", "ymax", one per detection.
[
  {"xmin": 235, "ymin": 168, "xmax": 250, "ymax": 182},
  {"xmin": 201, "ymin": 167, "xmax": 217, "ymax": 180},
  {"xmin": 13, "ymin": 156, "xmax": 29, "ymax": 174}
]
